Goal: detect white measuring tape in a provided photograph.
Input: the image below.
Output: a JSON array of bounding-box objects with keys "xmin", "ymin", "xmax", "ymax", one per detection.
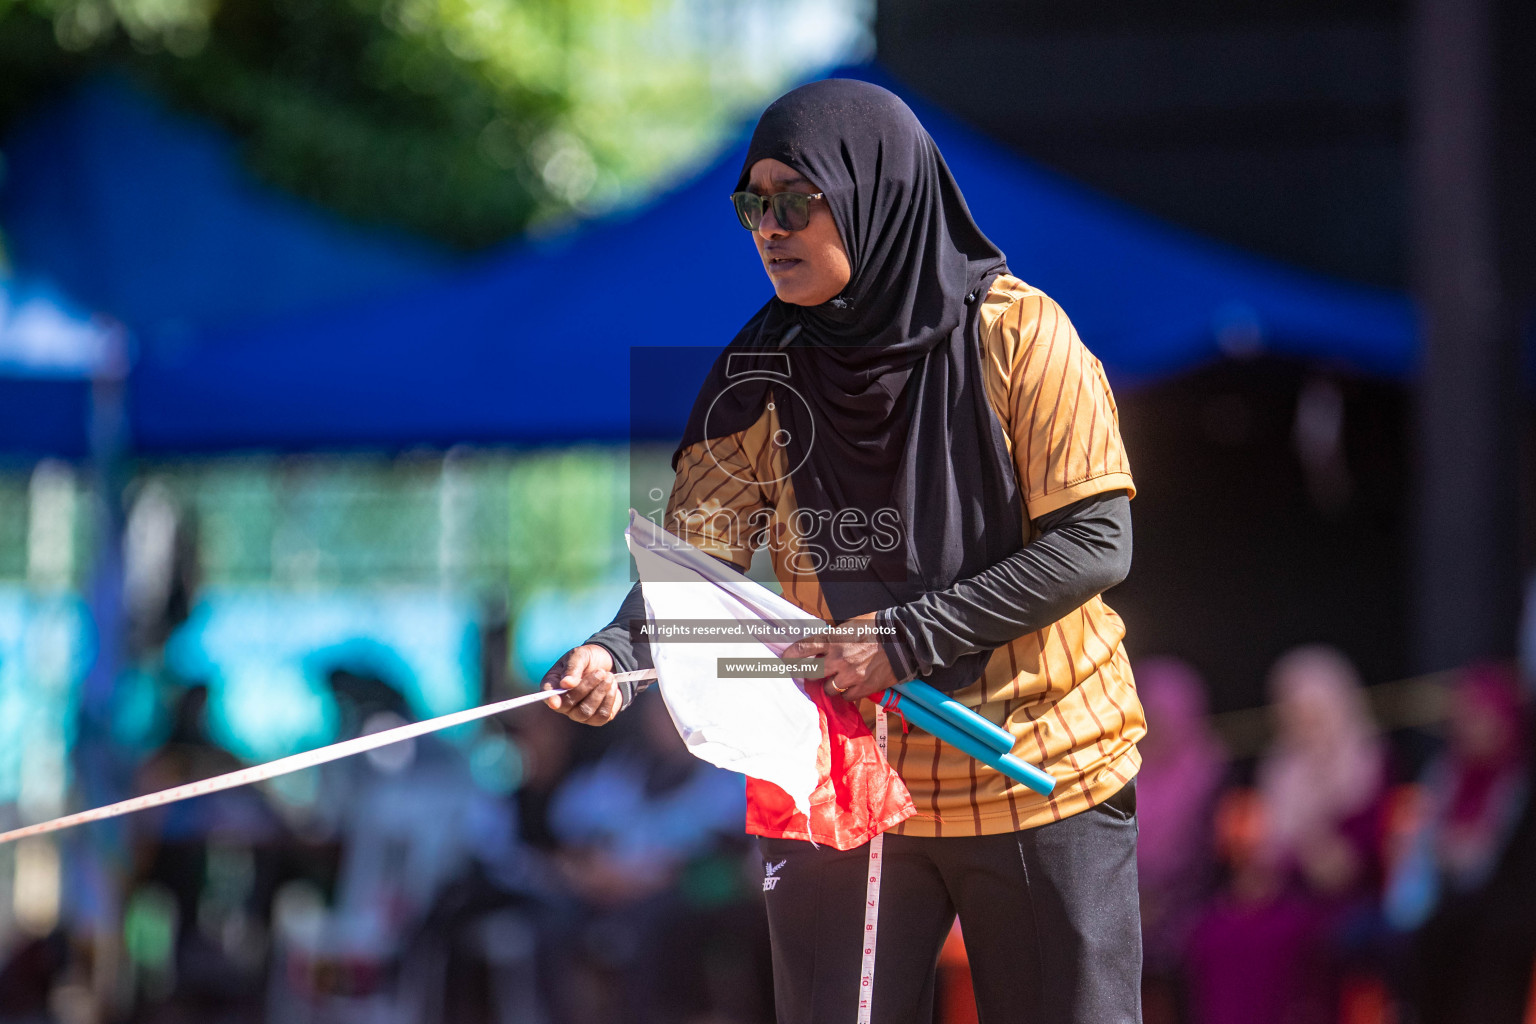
[
  {"xmin": 856, "ymin": 705, "xmax": 888, "ymax": 1024},
  {"xmin": 0, "ymin": 668, "xmax": 659, "ymax": 847}
]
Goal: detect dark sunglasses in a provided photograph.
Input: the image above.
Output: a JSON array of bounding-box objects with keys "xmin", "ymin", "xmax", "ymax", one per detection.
[{"xmin": 729, "ymin": 190, "xmax": 826, "ymax": 232}]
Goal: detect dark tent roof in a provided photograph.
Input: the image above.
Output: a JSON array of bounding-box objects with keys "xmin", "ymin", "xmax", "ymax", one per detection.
[
  {"xmin": 4, "ymin": 70, "xmax": 1416, "ymax": 455},
  {"xmin": 0, "ymin": 77, "xmax": 446, "ymax": 339},
  {"xmin": 0, "ymin": 276, "xmax": 119, "ymax": 459},
  {"xmin": 129, "ymin": 69, "xmax": 1415, "ymax": 453}
]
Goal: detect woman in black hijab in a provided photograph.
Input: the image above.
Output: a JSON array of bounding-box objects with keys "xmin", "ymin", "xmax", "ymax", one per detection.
[
  {"xmin": 682, "ymin": 77, "xmax": 1025, "ymax": 698},
  {"xmin": 547, "ymin": 78, "xmax": 1144, "ymax": 1024}
]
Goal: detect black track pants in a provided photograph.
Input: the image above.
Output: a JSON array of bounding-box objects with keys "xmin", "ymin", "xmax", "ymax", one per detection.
[{"xmin": 757, "ymin": 779, "xmax": 1142, "ymax": 1024}]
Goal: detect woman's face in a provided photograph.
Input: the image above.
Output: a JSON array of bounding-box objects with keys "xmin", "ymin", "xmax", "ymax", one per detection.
[{"xmin": 746, "ymin": 158, "xmax": 852, "ymax": 307}]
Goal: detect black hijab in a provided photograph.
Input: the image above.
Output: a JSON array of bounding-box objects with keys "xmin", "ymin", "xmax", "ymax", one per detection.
[{"xmin": 674, "ymin": 78, "xmax": 1024, "ymax": 692}]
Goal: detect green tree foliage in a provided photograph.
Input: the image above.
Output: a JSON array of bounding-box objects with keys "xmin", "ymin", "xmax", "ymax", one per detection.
[{"xmin": 0, "ymin": 0, "xmax": 846, "ymax": 247}]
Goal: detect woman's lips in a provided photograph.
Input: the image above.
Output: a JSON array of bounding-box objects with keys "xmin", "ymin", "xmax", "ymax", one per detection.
[{"xmin": 767, "ymin": 256, "xmax": 802, "ymax": 273}]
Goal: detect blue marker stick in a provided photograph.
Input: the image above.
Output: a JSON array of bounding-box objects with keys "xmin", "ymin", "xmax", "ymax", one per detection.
[
  {"xmin": 894, "ymin": 680, "xmax": 1016, "ymax": 756},
  {"xmin": 876, "ymin": 690, "xmax": 1056, "ymax": 796}
]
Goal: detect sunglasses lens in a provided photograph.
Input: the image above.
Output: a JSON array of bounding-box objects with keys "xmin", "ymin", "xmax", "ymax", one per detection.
[
  {"xmin": 732, "ymin": 191, "xmax": 817, "ymax": 231},
  {"xmin": 773, "ymin": 193, "xmax": 810, "ymax": 231},
  {"xmin": 731, "ymin": 192, "xmax": 762, "ymax": 230}
]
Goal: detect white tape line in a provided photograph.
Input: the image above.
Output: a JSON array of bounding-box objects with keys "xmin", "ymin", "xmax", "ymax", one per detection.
[
  {"xmin": 856, "ymin": 706, "xmax": 888, "ymax": 1024},
  {"xmin": 0, "ymin": 669, "xmax": 659, "ymax": 847}
]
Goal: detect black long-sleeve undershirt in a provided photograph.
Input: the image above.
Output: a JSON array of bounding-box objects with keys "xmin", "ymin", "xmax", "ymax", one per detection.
[
  {"xmin": 584, "ymin": 489, "xmax": 1131, "ymax": 705},
  {"xmin": 875, "ymin": 490, "xmax": 1131, "ymax": 689}
]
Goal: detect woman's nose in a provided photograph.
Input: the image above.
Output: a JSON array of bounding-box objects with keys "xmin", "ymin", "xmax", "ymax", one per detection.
[{"xmin": 756, "ymin": 206, "xmax": 789, "ymax": 239}]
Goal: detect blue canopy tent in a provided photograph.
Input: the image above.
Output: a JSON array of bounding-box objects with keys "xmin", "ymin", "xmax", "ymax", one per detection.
[
  {"xmin": 0, "ymin": 77, "xmax": 447, "ymax": 348},
  {"xmin": 4, "ymin": 70, "xmax": 1416, "ymax": 454},
  {"xmin": 0, "ymin": 276, "xmax": 122, "ymax": 459},
  {"xmin": 127, "ymin": 70, "xmax": 1415, "ymax": 453}
]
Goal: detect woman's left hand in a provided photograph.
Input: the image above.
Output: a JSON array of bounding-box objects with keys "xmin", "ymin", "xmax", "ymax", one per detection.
[{"xmin": 781, "ymin": 613, "xmax": 897, "ymax": 701}]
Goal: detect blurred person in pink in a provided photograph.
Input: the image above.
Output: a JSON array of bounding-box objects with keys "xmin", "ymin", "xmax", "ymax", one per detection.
[
  {"xmin": 1255, "ymin": 645, "xmax": 1389, "ymax": 897},
  {"xmin": 1186, "ymin": 645, "xmax": 1390, "ymax": 1024},
  {"xmin": 1133, "ymin": 657, "xmax": 1227, "ymax": 1024},
  {"xmin": 1388, "ymin": 661, "xmax": 1534, "ymax": 1024}
]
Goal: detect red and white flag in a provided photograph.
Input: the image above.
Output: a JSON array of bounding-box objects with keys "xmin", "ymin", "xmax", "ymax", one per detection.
[{"xmin": 626, "ymin": 511, "xmax": 914, "ymax": 850}]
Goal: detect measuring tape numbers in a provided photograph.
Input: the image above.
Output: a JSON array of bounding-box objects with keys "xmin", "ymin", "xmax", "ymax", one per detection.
[
  {"xmin": 856, "ymin": 705, "xmax": 889, "ymax": 1024},
  {"xmin": 0, "ymin": 669, "xmax": 657, "ymax": 846}
]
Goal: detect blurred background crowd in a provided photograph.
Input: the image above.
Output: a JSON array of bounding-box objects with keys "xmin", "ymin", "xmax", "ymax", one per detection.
[{"xmin": 0, "ymin": 0, "xmax": 1533, "ymax": 1021}]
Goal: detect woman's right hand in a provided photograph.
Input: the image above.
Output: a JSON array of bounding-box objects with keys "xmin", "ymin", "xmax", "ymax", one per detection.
[{"xmin": 540, "ymin": 644, "xmax": 623, "ymax": 725}]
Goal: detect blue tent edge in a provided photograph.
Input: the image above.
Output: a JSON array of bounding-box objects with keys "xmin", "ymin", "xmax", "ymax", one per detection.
[{"xmin": 14, "ymin": 64, "xmax": 1436, "ymax": 456}]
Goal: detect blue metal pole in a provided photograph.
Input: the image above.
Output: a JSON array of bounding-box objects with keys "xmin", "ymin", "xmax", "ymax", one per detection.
[
  {"xmin": 876, "ymin": 689, "xmax": 1055, "ymax": 796},
  {"xmin": 894, "ymin": 680, "xmax": 1016, "ymax": 755}
]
